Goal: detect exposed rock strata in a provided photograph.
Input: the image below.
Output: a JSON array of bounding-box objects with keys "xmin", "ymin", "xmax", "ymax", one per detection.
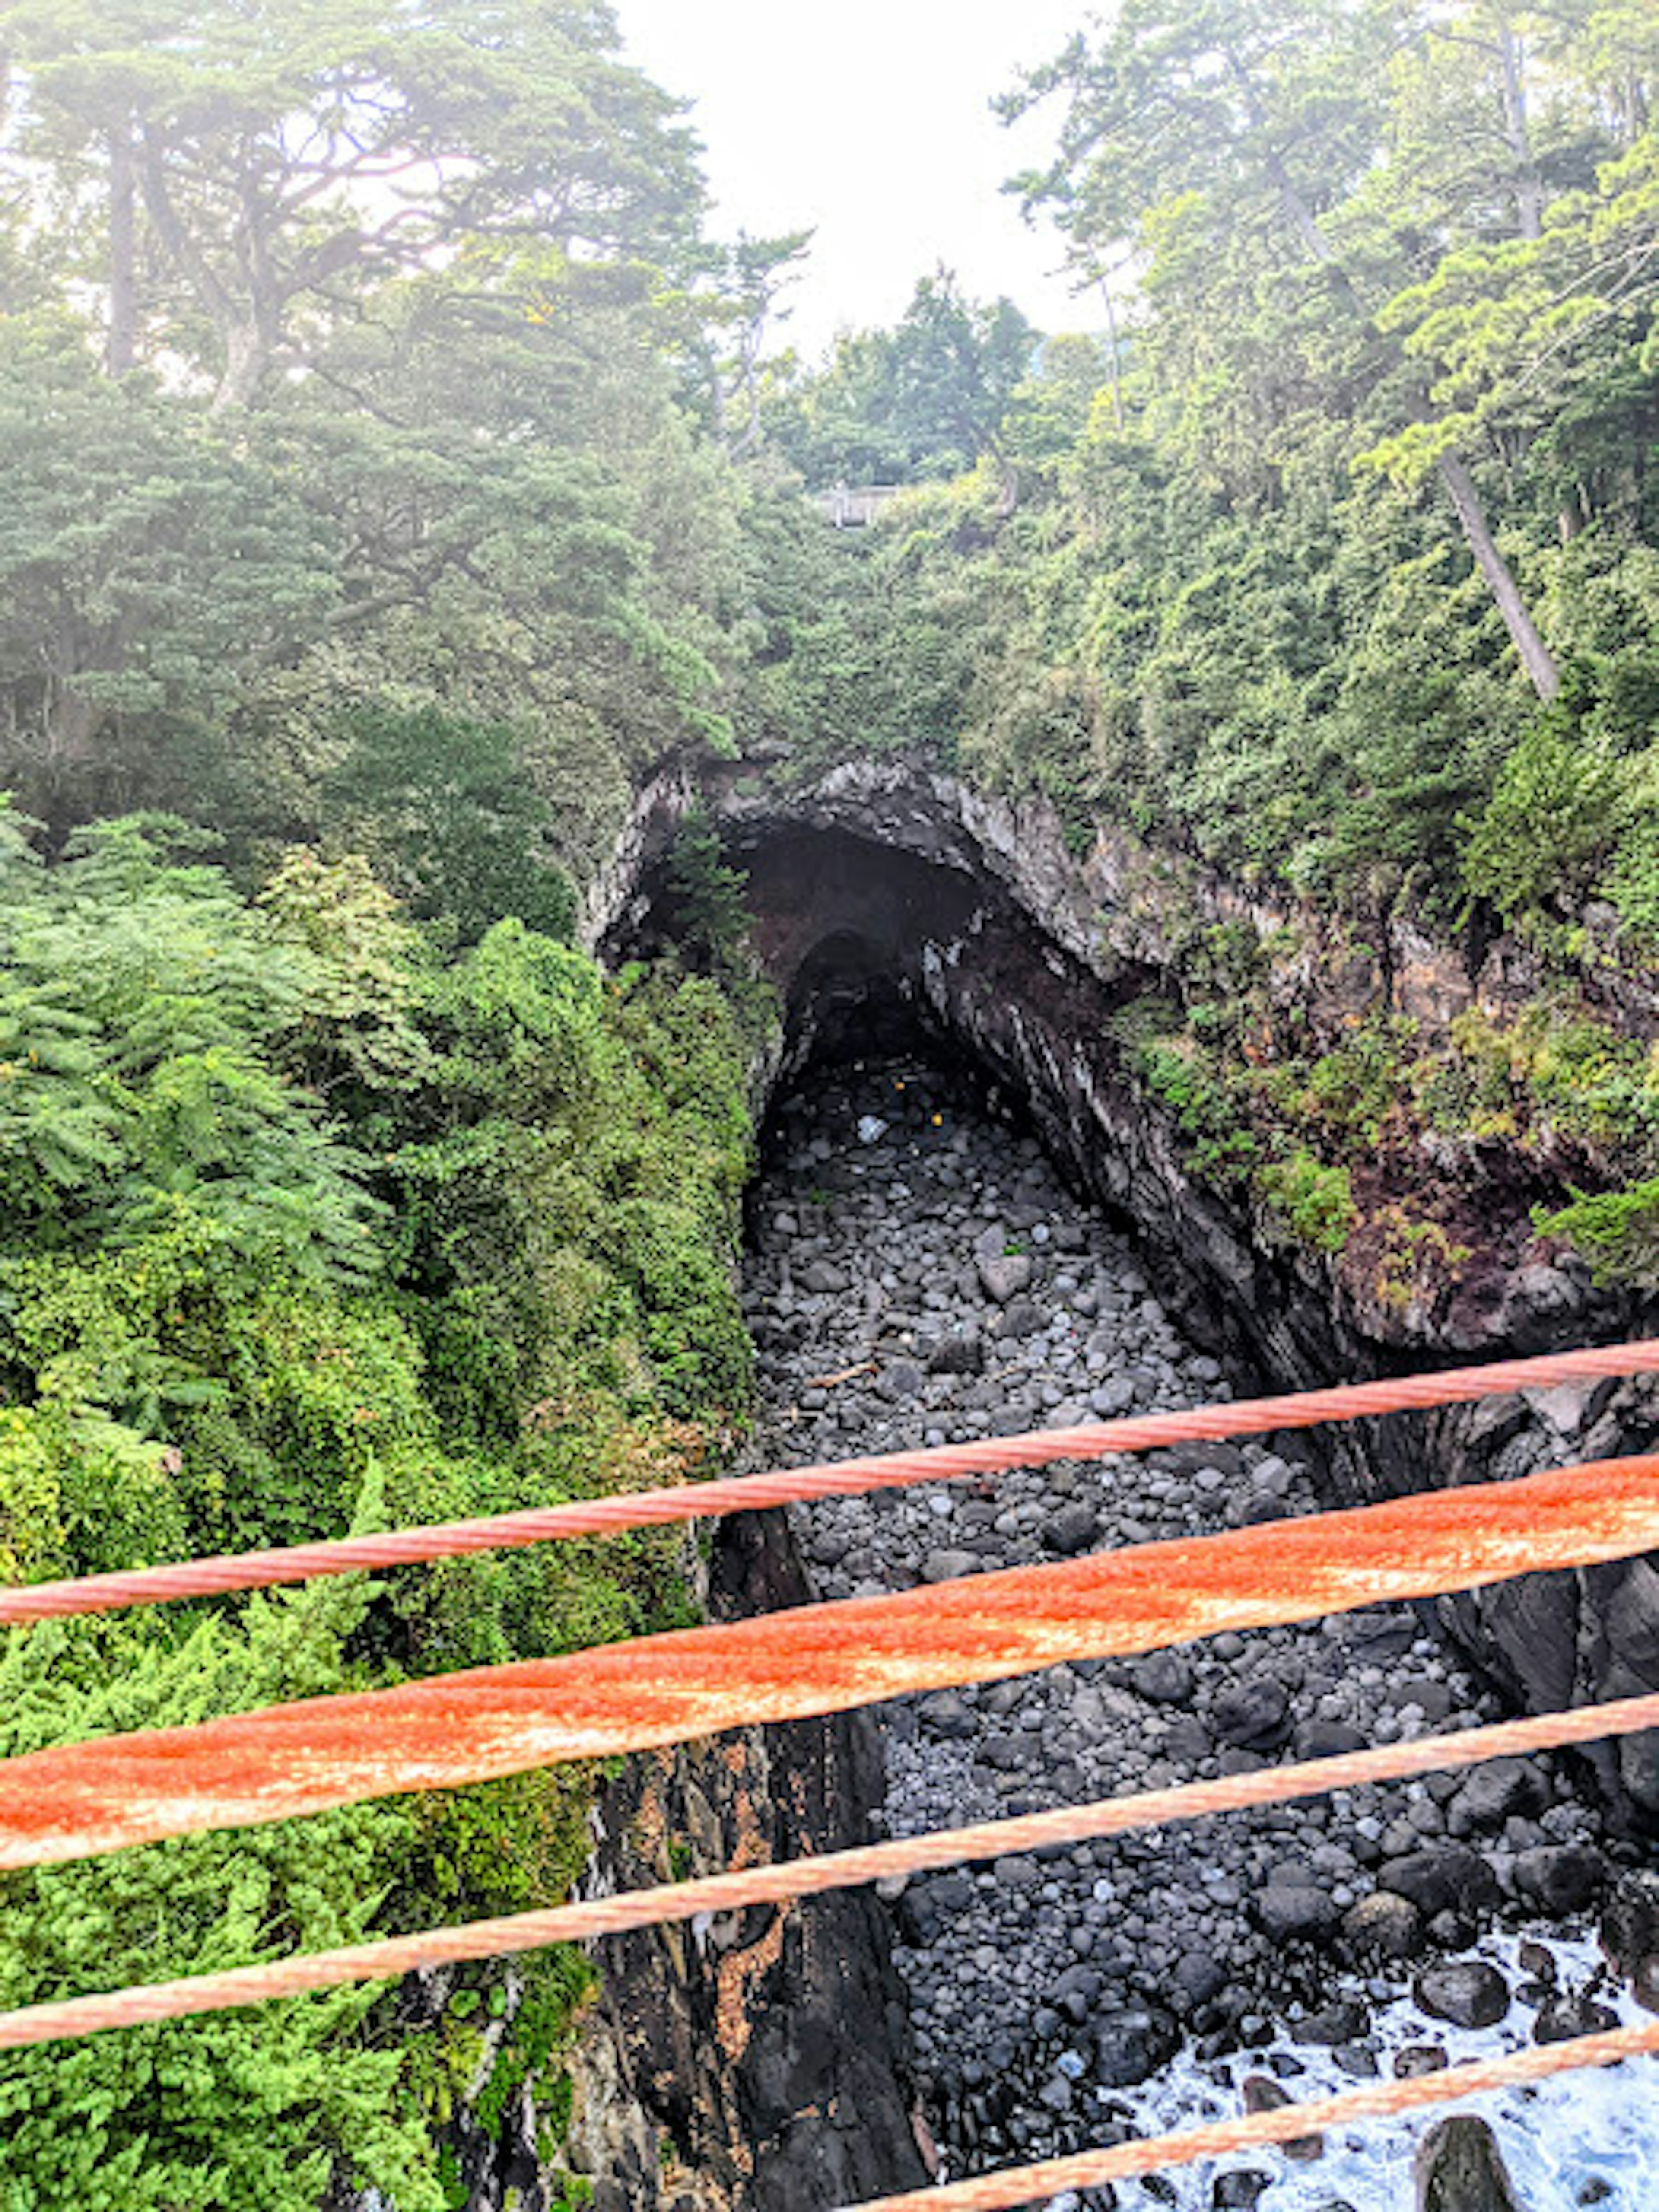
[{"xmin": 604, "ymin": 756, "xmax": 1659, "ymax": 1828}]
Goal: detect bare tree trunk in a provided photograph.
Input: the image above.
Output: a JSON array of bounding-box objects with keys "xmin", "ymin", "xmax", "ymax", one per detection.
[
  {"xmin": 1236, "ymin": 52, "xmax": 1560, "ymax": 705},
  {"xmin": 1495, "ymin": 22, "xmax": 1545, "ymax": 241},
  {"xmin": 107, "ymin": 123, "xmax": 139, "ymax": 377},
  {"xmin": 1438, "ymin": 451, "xmax": 1560, "ymax": 696},
  {"xmin": 212, "ymin": 318, "xmax": 273, "ymax": 413},
  {"xmin": 1097, "ymin": 273, "xmax": 1126, "ymax": 431},
  {"xmin": 139, "ymin": 145, "xmax": 277, "ymax": 412}
]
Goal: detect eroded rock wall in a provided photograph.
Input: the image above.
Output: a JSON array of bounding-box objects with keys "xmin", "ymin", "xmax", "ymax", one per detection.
[
  {"xmin": 561, "ymin": 1512, "xmax": 929, "ymax": 2210},
  {"xmin": 601, "ymin": 756, "xmax": 1659, "ymax": 1827}
]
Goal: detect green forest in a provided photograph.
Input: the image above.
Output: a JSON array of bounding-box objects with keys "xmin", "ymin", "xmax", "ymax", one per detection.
[{"xmin": 0, "ymin": 0, "xmax": 1654, "ymax": 2201}]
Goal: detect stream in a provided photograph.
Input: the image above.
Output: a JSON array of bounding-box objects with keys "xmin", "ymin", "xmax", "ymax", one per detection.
[{"xmin": 740, "ymin": 1054, "xmax": 1659, "ymax": 2210}]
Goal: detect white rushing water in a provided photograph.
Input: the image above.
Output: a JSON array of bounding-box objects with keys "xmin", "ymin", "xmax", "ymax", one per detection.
[{"xmin": 1032, "ymin": 1932, "xmax": 1658, "ymax": 2212}]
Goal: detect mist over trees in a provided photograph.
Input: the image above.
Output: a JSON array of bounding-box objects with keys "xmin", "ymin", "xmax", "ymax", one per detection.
[{"xmin": 0, "ymin": 0, "xmax": 1655, "ymax": 2199}]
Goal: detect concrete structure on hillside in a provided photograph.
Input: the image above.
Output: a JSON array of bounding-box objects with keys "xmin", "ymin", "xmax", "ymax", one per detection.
[{"xmin": 813, "ymin": 482, "xmax": 906, "ymax": 528}]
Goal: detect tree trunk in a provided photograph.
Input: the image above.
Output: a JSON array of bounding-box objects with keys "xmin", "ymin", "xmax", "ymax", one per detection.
[
  {"xmin": 211, "ymin": 318, "xmax": 273, "ymax": 414},
  {"xmin": 107, "ymin": 123, "xmax": 139, "ymax": 378},
  {"xmin": 1495, "ymin": 23, "xmax": 1545, "ymax": 242},
  {"xmin": 1438, "ymin": 451, "xmax": 1560, "ymax": 697},
  {"xmin": 1241, "ymin": 60, "xmax": 1560, "ymax": 705}
]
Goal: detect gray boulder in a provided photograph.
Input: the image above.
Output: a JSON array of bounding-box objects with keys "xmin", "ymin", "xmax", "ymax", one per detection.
[
  {"xmin": 1414, "ymin": 1961, "xmax": 1510, "ymax": 2030},
  {"xmin": 1342, "ymin": 1891, "xmax": 1425, "ymax": 1961},
  {"xmin": 1414, "ymin": 2116, "xmax": 1521, "ymax": 2211},
  {"xmin": 977, "ymin": 1251, "xmax": 1033, "ymax": 1304},
  {"xmin": 1092, "ymin": 2003, "xmax": 1179, "ymax": 2087},
  {"xmin": 1254, "ymin": 1885, "xmax": 1341, "ymax": 1943},
  {"xmin": 1378, "ymin": 1846, "xmax": 1501, "ymax": 1920},
  {"xmin": 1211, "ymin": 1677, "xmax": 1291, "ymax": 1750},
  {"xmin": 1513, "ymin": 1843, "xmax": 1606, "ymax": 1916}
]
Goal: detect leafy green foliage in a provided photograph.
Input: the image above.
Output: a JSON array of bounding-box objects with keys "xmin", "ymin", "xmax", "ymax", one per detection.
[
  {"xmin": 1535, "ymin": 1176, "xmax": 1659, "ymax": 1283},
  {"xmin": 1257, "ymin": 1148, "xmax": 1359, "ymax": 1255},
  {"xmin": 0, "ymin": 812, "xmax": 381, "ymax": 1278},
  {"xmin": 0, "ymin": 815, "xmax": 754, "ymax": 2201},
  {"xmin": 323, "ymin": 705, "xmax": 575, "ymax": 945},
  {"xmin": 0, "ymin": 1577, "xmax": 442, "ymax": 2212},
  {"xmin": 1462, "ymin": 708, "xmax": 1623, "ymax": 924},
  {"xmin": 767, "ymin": 270, "xmax": 1037, "ymax": 487}
]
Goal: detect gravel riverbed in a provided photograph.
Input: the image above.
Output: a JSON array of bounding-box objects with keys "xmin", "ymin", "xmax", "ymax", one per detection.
[{"xmin": 741, "ymin": 1057, "xmax": 1656, "ymax": 2208}]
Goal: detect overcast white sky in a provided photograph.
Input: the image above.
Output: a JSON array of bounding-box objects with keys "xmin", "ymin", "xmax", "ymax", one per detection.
[{"xmin": 614, "ymin": 1, "xmax": 1103, "ymax": 358}]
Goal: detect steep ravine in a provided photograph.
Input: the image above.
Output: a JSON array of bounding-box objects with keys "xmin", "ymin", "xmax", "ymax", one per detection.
[
  {"xmin": 741, "ymin": 1053, "xmax": 1659, "ymax": 2206},
  {"xmin": 596, "ymin": 758, "xmax": 1659, "ymax": 1827},
  {"xmin": 564, "ymin": 764, "xmax": 1659, "ymax": 2208}
]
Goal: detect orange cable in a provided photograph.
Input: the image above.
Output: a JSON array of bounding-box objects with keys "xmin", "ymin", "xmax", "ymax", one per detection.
[
  {"xmin": 3, "ymin": 1688, "xmax": 1659, "ymax": 2052},
  {"xmin": 839, "ymin": 2020, "xmax": 1659, "ymax": 2211},
  {"xmin": 5, "ymin": 1449, "xmax": 1659, "ymax": 1872},
  {"xmin": 3, "ymin": 1339, "xmax": 1653, "ymax": 1626}
]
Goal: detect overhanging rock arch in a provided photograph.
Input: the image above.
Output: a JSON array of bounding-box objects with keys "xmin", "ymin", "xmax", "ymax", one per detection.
[{"xmin": 597, "ymin": 757, "xmax": 1659, "ymax": 1828}]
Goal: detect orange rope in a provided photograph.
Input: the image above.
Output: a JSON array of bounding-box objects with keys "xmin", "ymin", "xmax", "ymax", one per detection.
[
  {"xmin": 840, "ymin": 2021, "xmax": 1659, "ymax": 2212},
  {"xmin": 3, "ymin": 1688, "xmax": 1658, "ymax": 2052},
  {"xmin": 3, "ymin": 1339, "xmax": 1653, "ymax": 1625},
  {"xmin": 5, "ymin": 1449, "xmax": 1659, "ymax": 1872}
]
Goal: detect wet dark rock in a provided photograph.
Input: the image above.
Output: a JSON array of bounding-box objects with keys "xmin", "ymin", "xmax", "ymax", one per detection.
[
  {"xmin": 1254, "ymin": 1885, "xmax": 1341, "ymax": 1944},
  {"xmin": 1241, "ymin": 2075, "xmax": 1322, "ymax": 2161},
  {"xmin": 1414, "ymin": 2114, "xmax": 1522, "ymax": 2211},
  {"xmin": 796, "ymin": 1259, "xmax": 849, "ymax": 1295},
  {"xmin": 1414, "ymin": 1961, "xmax": 1510, "ymax": 2030},
  {"xmin": 1447, "ymin": 1758, "xmax": 1549, "ymax": 1838},
  {"xmin": 1167, "ymin": 1951, "xmax": 1228, "ymax": 2018},
  {"xmin": 1092, "ymin": 2006, "xmax": 1180, "ymax": 2088},
  {"xmin": 1532, "ymin": 1988, "xmax": 1620, "ymax": 2044},
  {"xmin": 1513, "ymin": 1844, "xmax": 1607, "ymax": 1916},
  {"xmin": 1298, "ymin": 1999, "xmax": 1368, "ymax": 2045},
  {"xmin": 1211, "ymin": 1678, "xmax": 1291, "ymax": 1750},
  {"xmin": 1378, "ymin": 1847, "xmax": 1501, "ymax": 1920},
  {"xmin": 1213, "ymin": 2175, "xmax": 1274, "ymax": 2209},
  {"xmin": 1395, "ymin": 2045, "xmax": 1450, "ymax": 2078},
  {"xmin": 1342, "ymin": 1892, "xmax": 1425, "ymax": 1960},
  {"xmin": 1599, "ymin": 1869, "xmax": 1659, "ymax": 2012}
]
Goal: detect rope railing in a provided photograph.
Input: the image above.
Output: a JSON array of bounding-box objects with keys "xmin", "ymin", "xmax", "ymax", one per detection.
[
  {"xmin": 6, "ymin": 1449, "xmax": 1659, "ymax": 1872},
  {"xmin": 842, "ymin": 2022, "xmax": 1659, "ymax": 2212},
  {"xmin": 3, "ymin": 1338, "xmax": 1654, "ymax": 1626},
  {"xmin": 3, "ymin": 1340, "xmax": 1659, "ymax": 2208},
  {"xmin": 4, "ymin": 1687, "xmax": 1659, "ymax": 2053}
]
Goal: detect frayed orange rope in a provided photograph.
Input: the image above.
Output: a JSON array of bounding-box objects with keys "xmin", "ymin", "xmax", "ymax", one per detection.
[
  {"xmin": 5, "ymin": 1449, "xmax": 1659, "ymax": 1872},
  {"xmin": 3, "ymin": 1340, "xmax": 1653, "ymax": 1625},
  {"xmin": 3, "ymin": 1689, "xmax": 1658, "ymax": 2052},
  {"xmin": 840, "ymin": 2020, "xmax": 1659, "ymax": 2210}
]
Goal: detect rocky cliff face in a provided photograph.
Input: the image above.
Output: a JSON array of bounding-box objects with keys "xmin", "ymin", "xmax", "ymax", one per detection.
[
  {"xmin": 558, "ymin": 753, "xmax": 1659, "ymax": 2210},
  {"xmin": 559, "ymin": 1511, "xmax": 929, "ymax": 2211},
  {"xmin": 600, "ymin": 755, "xmax": 1659, "ymax": 1830}
]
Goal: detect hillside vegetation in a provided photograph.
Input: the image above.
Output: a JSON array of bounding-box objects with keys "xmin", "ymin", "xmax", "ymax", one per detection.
[
  {"xmin": 0, "ymin": 0, "xmax": 1655, "ymax": 2199},
  {"xmin": 760, "ymin": 0, "xmax": 1659, "ymax": 1294}
]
